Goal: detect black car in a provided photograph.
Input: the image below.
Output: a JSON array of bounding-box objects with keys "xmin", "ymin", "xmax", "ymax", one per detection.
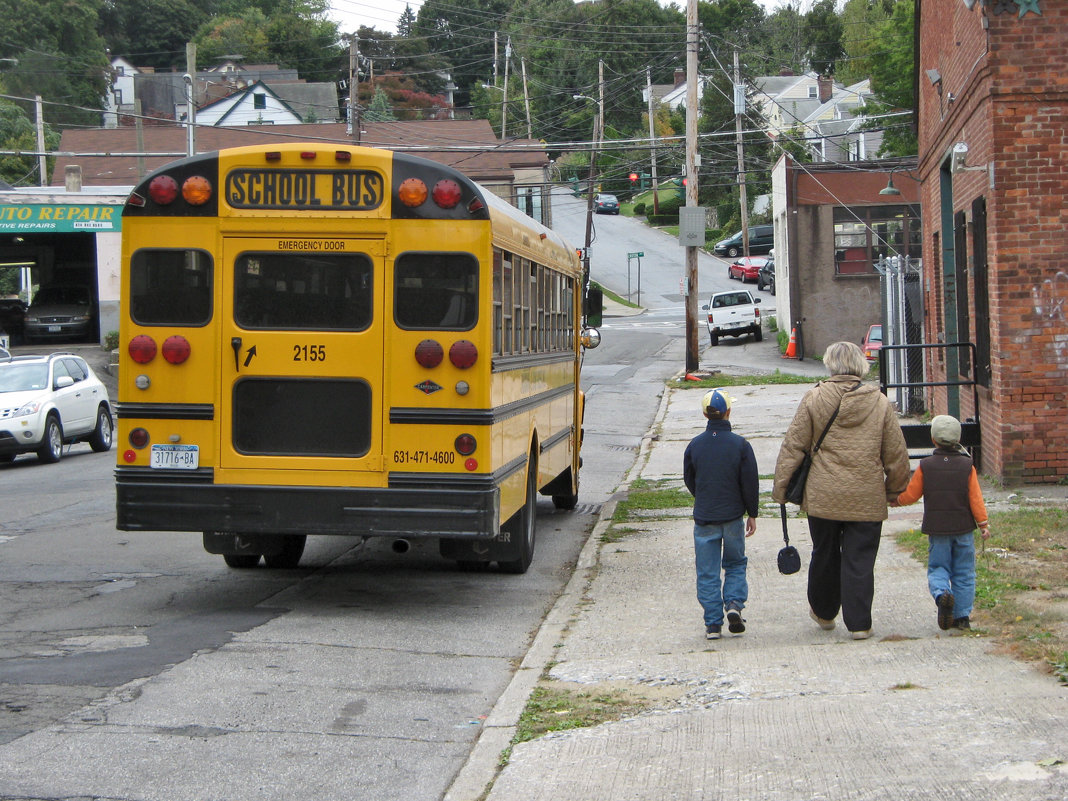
[
  {"xmin": 0, "ymin": 297, "xmax": 26, "ymax": 345},
  {"xmin": 757, "ymin": 257, "xmax": 776, "ymax": 294}
]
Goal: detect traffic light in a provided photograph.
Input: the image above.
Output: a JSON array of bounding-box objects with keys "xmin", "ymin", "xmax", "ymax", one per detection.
[{"xmin": 629, "ymin": 172, "xmax": 638, "ymax": 184}]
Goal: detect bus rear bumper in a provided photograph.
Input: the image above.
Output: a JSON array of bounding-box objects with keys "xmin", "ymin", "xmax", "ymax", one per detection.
[{"xmin": 115, "ymin": 470, "xmax": 500, "ymax": 539}]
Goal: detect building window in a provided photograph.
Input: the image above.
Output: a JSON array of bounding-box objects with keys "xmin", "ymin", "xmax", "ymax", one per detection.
[
  {"xmin": 833, "ymin": 205, "xmax": 921, "ymax": 275},
  {"xmin": 808, "ymin": 85, "xmax": 818, "ymax": 98},
  {"xmin": 253, "ymin": 93, "xmax": 266, "ymax": 109}
]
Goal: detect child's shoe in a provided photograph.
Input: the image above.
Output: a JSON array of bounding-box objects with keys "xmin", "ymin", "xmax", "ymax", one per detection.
[
  {"xmin": 706, "ymin": 624, "xmax": 722, "ymax": 640},
  {"xmin": 952, "ymin": 616, "xmax": 970, "ymax": 630},
  {"xmin": 726, "ymin": 607, "xmax": 746, "ymax": 634},
  {"xmin": 936, "ymin": 592, "xmax": 955, "ymax": 630}
]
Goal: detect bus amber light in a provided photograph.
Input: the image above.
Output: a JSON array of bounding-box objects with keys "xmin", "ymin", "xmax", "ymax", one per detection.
[
  {"xmin": 162, "ymin": 335, "xmax": 192, "ymax": 364},
  {"xmin": 148, "ymin": 175, "xmax": 179, "ymax": 205},
  {"xmin": 449, "ymin": 340, "xmax": 478, "ymax": 369},
  {"xmin": 455, "ymin": 433, "xmax": 477, "ymax": 456},
  {"xmin": 415, "ymin": 339, "xmax": 444, "ymax": 368},
  {"xmin": 182, "ymin": 176, "xmax": 212, "ymax": 205},
  {"xmin": 432, "ymin": 179, "xmax": 462, "ymax": 209},
  {"xmin": 398, "ymin": 178, "xmax": 428, "ymax": 207},
  {"xmin": 128, "ymin": 335, "xmax": 157, "ymax": 364}
]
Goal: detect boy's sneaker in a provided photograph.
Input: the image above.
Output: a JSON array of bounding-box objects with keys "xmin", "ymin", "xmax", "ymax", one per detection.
[
  {"xmin": 936, "ymin": 592, "xmax": 955, "ymax": 630},
  {"xmin": 952, "ymin": 616, "xmax": 971, "ymax": 630},
  {"xmin": 726, "ymin": 608, "xmax": 746, "ymax": 634},
  {"xmin": 706, "ymin": 624, "xmax": 722, "ymax": 640}
]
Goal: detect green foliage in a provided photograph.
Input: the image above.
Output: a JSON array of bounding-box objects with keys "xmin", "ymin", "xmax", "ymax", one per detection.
[
  {"xmin": 633, "ymin": 202, "xmax": 646, "ymax": 215},
  {"xmin": 863, "ymin": 0, "xmax": 917, "ymax": 157},
  {"xmin": 364, "ymin": 87, "xmax": 396, "ymax": 121},
  {"xmin": 0, "ymin": 99, "xmax": 60, "ymax": 186},
  {"xmin": 805, "ymin": 0, "xmax": 845, "ymax": 76}
]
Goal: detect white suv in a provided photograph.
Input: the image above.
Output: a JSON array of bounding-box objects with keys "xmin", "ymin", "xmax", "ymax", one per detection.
[{"xmin": 0, "ymin": 352, "xmax": 113, "ymax": 463}]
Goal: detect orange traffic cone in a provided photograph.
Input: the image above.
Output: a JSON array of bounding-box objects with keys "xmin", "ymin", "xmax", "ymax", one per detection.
[{"xmin": 782, "ymin": 328, "xmax": 798, "ymax": 359}]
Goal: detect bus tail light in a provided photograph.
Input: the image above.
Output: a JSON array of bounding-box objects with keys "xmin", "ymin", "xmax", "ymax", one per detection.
[
  {"xmin": 467, "ymin": 197, "xmax": 485, "ymax": 214},
  {"xmin": 455, "ymin": 434, "xmax": 476, "ymax": 455},
  {"xmin": 432, "ymin": 179, "xmax": 462, "ymax": 209},
  {"xmin": 162, "ymin": 335, "xmax": 191, "ymax": 364},
  {"xmin": 449, "ymin": 340, "xmax": 477, "ymax": 369},
  {"xmin": 128, "ymin": 335, "xmax": 157, "ymax": 364},
  {"xmin": 182, "ymin": 176, "xmax": 212, "ymax": 205},
  {"xmin": 129, "ymin": 428, "xmax": 150, "ymax": 448},
  {"xmin": 148, "ymin": 175, "xmax": 179, "ymax": 205},
  {"xmin": 398, "ymin": 178, "xmax": 428, "ymax": 207},
  {"xmin": 335, "ymin": 151, "xmax": 351, "ymax": 162},
  {"xmin": 415, "ymin": 339, "xmax": 444, "ymax": 368}
]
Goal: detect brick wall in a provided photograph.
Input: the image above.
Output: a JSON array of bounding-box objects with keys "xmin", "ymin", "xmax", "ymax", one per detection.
[{"xmin": 918, "ymin": 0, "xmax": 1068, "ymax": 484}]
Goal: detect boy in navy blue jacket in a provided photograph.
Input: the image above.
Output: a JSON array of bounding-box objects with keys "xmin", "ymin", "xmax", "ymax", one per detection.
[{"xmin": 683, "ymin": 389, "xmax": 759, "ymax": 640}]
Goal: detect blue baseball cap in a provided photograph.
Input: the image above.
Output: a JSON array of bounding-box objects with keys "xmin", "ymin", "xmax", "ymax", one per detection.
[{"xmin": 701, "ymin": 388, "xmax": 734, "ymax": 415}]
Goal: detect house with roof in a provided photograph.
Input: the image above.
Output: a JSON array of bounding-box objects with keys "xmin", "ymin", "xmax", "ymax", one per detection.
[
  {"xmin": 195, "ymin": 80, "xmax": 304, "ymax": 126},
  {"xmin": 103, "ymin": 56, "xmax": 139, "ymax": 129}
]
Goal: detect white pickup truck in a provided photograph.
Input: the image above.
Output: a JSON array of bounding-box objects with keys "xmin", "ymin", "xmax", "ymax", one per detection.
[{"xmin": 702, "ymin": 289, "xmax": 762, "ymax": 346}]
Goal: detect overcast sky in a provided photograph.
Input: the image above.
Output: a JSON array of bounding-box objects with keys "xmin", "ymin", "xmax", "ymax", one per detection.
[{"xmin": 327, "ymin": 0, "xmax": 794, "ymax": 36}]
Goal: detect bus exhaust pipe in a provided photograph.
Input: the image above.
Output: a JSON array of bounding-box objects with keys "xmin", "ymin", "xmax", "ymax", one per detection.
[{"xmin": 391, "ymin": 539, "xmax": 411, "ymax": 554}]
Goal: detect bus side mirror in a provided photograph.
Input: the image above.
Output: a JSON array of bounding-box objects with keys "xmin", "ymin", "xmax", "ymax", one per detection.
[
  {"xmin": 580, "ymin": 327, "xmax": 601, "ymax": 349},
  {"xmin": 585, "ymin": 286, "xmax": 603, "ymax": 328}
]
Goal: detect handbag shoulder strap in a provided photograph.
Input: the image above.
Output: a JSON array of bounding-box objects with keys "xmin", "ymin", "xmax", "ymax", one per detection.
[{"xmin": 811, "ymin": 381, "xmax": 860, "ymax": 454}]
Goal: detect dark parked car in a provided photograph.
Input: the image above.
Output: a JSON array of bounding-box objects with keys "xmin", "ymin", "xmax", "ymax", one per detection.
[
  {"xmin": 23, "ymin": 286, "xmax": 94, "ymax": 343},
  {"xmin": 0, "ymin": 297, "xmax": 26, "ymax": 344},
  {"xmin": 714, "ymin": 224, "xmax": 774, "ymax": 258},
  {"xmin": 757, "ymin": 256, "xmax": 776, "ymax": 294},
  {"xmin": 594, "ymin": 193, "xmax": 620, "ymax": 214}
]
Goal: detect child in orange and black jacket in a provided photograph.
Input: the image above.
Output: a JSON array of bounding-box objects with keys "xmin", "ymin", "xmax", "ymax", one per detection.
[{"xmin": 894, "ymin": 415, "xmax": 989, "ymax": 631}]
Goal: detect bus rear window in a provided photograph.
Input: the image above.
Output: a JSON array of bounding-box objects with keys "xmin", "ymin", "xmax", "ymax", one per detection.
[
  {"xmin": 131, "ymin": 249, "xmax": 213, "ymax": 326},
  {"xmin": 234, "ymin": 253, "xmax": 373, "ymax": 331},
  {"xmin": 394, "ymin": 253, "xmax": 477, "ymax": 330}
]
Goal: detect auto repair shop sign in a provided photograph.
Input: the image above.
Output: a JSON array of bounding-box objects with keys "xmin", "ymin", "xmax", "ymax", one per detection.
[{"xmin": 0, "ymin": 204, "xmax": 121, "ymax": 232}]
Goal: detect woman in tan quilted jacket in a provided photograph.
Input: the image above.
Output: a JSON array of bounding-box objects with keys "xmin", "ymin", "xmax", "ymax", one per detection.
[{"xmin": 772, "ymin": 341, "xmax": 910, "ymax": 639}]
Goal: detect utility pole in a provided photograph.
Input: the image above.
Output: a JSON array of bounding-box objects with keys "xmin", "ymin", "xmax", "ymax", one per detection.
[
  {"xmin": 185, "ymin": 43, "xmax": 197, "ymax": 156},
  {"xmin": 501, "ymin": 36, "xmax": 511, "ymax": 139},
  {"xmin": 734, "ymin": 49, "xmax": 750, "ymax": 256},
  {"xmin": 684, "ymin": 0, "xmax": 700, "ymax": 373},
  {"xmin": 520, "ymin": 57, "xmax": 533, "ymax": 140},
  {"xmin": 646, "ymin": 67, "xmax": 659, "ymax": 215},
  {"xmin": 597, "ymin": 59, "xmax": 605, "ymax": 152},
  {"xmin": 349, "ymin": 36, "xmax": 360, "ymax": 144},
  {"xmin": 35, "ymin": 96, "xmax": 46, "ymax": 186}
]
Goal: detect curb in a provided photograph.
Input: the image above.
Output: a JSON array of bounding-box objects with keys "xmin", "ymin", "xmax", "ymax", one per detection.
[{"xmin": 443, "ymin": 385, "xmax": 675, "ymax": 801}]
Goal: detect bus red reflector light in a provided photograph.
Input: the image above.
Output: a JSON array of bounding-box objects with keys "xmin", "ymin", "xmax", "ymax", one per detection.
[
  {"xmin": 455, "ymin": 433, "xmax": 477, "ymax": 456},
  {"xmin": 449, "ymin": 340, "xmax": 478, "ymax": 369},
  {"xmin": 123, "ymin": 449, "xmax": 137, "ymax": 463},
  {"xmin": 415, "ymin": 339, "xmax": 444, "ymax": 368},
  {"xmin": 182, "ymin": 176, "xmax": 212, "ymax": 205},
  {"xmin": 335, "ymin": 151, "xmax": 351, "ymax": 162},
  {"xmin": 126, "ymin": 192, "xmax": 146, "ymax": 208},
  {"xmin": 432, "ymin": 179, "xmax": 462, "ymax": 209},
  {"xmin": 128, "ymin": 335, "xmax": 157, "ymax": 364},
  {"xmin": 129, "ymin": 428, "xmax": 150, "ymax": 449},
  {"xmin": 161, "ymin": 335, "xmax": 191, "ymax": 364},
  {"xmin": 464, "ymin": 458, "xmax": 478, "ymax": 471},
  {"xmin": 148, "ymin": 175, "xmax": 179, "ymax": 205},
  {"xmin": 467, "ymin": 197, "xmax": 485, "ymax": 214},
  {"xmin": 265, "ymin": 151, "xmax": 282, "ymax": 161},
  {"xmin": 300, "ymin": 151, "xmax": 317, "ymax": 160},
  {"xmin": 398, "ymin": 178, "xmax": 428, "ymax": 207}
]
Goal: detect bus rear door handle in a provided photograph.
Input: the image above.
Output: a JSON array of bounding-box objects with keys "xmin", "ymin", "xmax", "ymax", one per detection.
[{"xmin": 231, "ymin": 337, "xmax": 242, "ymax": 372}]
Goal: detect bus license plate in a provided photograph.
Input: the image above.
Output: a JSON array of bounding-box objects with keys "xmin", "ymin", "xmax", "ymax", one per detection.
[{"xmin": 150, "ymin": 444, "xmax": 199, "ymax": 469}]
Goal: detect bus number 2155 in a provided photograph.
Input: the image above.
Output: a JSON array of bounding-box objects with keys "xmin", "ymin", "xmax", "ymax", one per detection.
[{"xmin": 293, "ymin": 344, "xmax": 327, "ymax": 361}]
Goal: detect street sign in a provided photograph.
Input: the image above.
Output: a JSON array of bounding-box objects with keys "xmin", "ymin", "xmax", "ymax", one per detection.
[{"xmin": 628, "ymin": 251, "xmax": 644, "ymax": 258}]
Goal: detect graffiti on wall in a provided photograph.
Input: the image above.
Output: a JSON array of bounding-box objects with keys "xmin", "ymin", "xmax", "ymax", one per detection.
[{"xmin": 1032, "ymin": 271, "xmax": 1068, "ymax": 362}]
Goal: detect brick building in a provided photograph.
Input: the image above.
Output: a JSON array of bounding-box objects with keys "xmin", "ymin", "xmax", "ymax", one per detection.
[{"xmin": 917, "ymin": 0, "xmax": 1067, "ymax": 484}]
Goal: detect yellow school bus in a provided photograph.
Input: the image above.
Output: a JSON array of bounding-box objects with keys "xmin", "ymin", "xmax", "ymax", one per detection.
[{"xmin": 115, "ymin": 143, "xmax": 601, "ymax": 573}]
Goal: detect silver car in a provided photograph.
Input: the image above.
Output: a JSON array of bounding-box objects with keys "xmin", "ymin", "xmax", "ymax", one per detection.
[{"xmin": 23, "ymin": 286, "xmax": 94, "ymax": 343}]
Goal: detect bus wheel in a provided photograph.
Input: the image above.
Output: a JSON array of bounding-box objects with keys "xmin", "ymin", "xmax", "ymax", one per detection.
[
  {"xmin": 264, "ymin": 535, "xmax": 306, "ymax": 569},
  {"xmin": 223, "ymin": 553, "xmax": 261, "ymax": 568},
  {"xmin": 552, "ymin": 493, "xmax": 578, "ymax": 510},
  {"xmin": 499, "ymin": 454, "xmax": 537, "ymax": 574}
]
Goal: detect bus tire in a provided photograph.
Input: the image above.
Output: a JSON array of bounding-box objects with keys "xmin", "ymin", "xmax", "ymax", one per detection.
[
  {"xmin": 499, "ymin": 453, "xmax": 537, "ymax": 574},
  {"xmin": 263, "ymin": 535, "xmax": 306, "ymax": 569},
  {"xmin": 223, "ymin": 553, "xmax": 261, "ymax": 568},
  {"xmin": 552, "ymin": 493, "xmax": 578, "ymax": 510}
]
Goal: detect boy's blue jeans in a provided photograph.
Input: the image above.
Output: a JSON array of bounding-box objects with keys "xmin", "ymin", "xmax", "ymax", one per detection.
[
  {"xmin": 693, "ymin": 518, "xmax": 748, "ymax": 627},
  {"xmin": 928, "ymin": 531, "xmax": 976, "ymax": 618}
]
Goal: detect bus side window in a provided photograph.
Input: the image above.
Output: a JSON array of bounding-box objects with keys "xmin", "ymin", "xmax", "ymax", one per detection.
[{"xmin": 394, "ymin": 253, "xmax": 478, "ymax": 330}]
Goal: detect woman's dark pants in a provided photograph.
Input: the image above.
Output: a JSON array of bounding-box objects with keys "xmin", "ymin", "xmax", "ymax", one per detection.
[{"xmin": 806, "ymin": 516, "xmax": 883, "ymax": 633}]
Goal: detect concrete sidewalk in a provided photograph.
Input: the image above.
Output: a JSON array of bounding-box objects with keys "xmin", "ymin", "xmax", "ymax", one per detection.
[{"xmin": 447, "ymin": 378, "xmax": 1068, "ymax": 801}]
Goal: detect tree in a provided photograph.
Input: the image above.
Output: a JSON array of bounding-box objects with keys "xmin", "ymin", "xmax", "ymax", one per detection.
[
  {"xmin": 99, "ymin": 0, "xmax": 209, "ymax": 71},
  {"xmin": 364, "ymin": 87, "xmax": 396, "ymax": 121},
  {"xmin": 862, "ymin": 0, "xmax": 916, "ymax": 156},
  {"xmin": 0, "ymin": 99, "xmax": 60, "ymax": 186},
  {"xmin": 837, "ymin": 0, "xmax": 896, "ymax": 86},
  {"xmin": 804, "ymin": 0, "xmax": 845, "ymax": 76},
  {"xmin": 193, "ymin": 10, "xmax": 272, "ymax": 64}
]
